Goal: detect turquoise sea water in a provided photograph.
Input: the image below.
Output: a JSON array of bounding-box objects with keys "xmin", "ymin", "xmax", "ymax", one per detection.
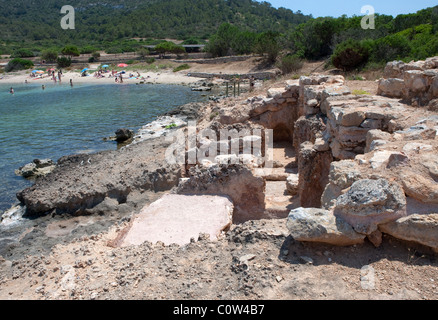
[{"xmin": 0, "ymin": 82, "xmax": 206, "ymax": 214}]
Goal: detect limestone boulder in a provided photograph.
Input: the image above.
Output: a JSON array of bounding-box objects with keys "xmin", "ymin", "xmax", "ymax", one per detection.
[
  {"xmin": 267, "ymin": 87, "xmax": 287, "ymax": 99},
  {"xmin": 424, "ymin": 56, "xmax": 438, "ymax": 69},
  {"xmin": 383, "ymin": 61, "xmax": 405, "ymax": 78},
  {"xmin": 404, "ymin": 60, "xmax": 426, "ymax": 72},
  {"xmin": 320, "ymin": 160, "xmax": 361, "ymax": 210},
  {"xmin": 369, "ymin": 151, "xmax": 402, "ymax": 169},
  {"xmin": 365, "ymin": 129, "xmax": 392, "ymax": 153},
  {"xmin": 121, "ymin": 194, "xmax": 233, "ymax": 247},
  {"xmin": 287, "ymin": 207, "xmax": 365, "ymax": 246},
  {"xmin": 377, "ymin": 78, "xmax": 405, "ymax": 98},
  {"xmin": 286, "ymin": 174, "xmax": 299, "ymax": 196},
  {"xmin": 429, "ymin": 99, "xmax": 438, "ymax": 112},
  {"xmin": 337, "ymin": 126, "xmax": 369, "ymax": 144},
  {"xmin": 15, "ymin": 159, "xmax": 56, "ymax": 179},
  {"xmin": 334, "ymin": 179, "xmax": 407, "ymax": 235},
  {"xmin": 404, "ymin": 70, "xmax": 428, "ymax": 93},
  {"xmin": 328, "ymin": 160, "xmax": 361, "ymax": 190},
  {"xmin": 321, "ymin": 183, "xmax": 343, "ymax": 210},
  {"xmin": 379, "ymin": 214, "xmax": 438, "ymax": 252},
  {"xmin": 422, "ymin": 159, "xmax": 438, "ymax": 180},
  {"xmin": 432, "ymin": 76, "xmax": 438, "ymax": 98},
  {"xmin": 400, "ymin": 173, "xmax": 438, "ymax": 204}
]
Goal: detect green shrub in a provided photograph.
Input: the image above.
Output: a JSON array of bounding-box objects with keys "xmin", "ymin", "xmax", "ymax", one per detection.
[
  {"xmin": 370, "ymin": 34, "xmax": 411, "ymax": 63},
  {"xmin": 165, "ymin": 123, "xmax": 177, "ymax": 129},
  {"xmin": 137, "ymin": 48, "xmax": 149, "ymax": 60},
  {"xmin": 182, "ymin": 37, "xmax": 202, "ymax": 45},
  {"xmin": 277, "ymin": 55, "xmax": 304, "ymax": 74},
  {"xmin": 352, "ymin": 89, "xmax": 370, "ymax": 95},
  {"xmin": 348, "ymin": 75, "xmax": 365, "ymax": 80},
  {"xmin": 11, "ymin": 48, "xmax": 35, "ymax": 58},
  {"xmin": 106, "ymin": 47, "xmax": 123, "ymax": 54},
  {"xmin": 57, "ymin": 56, "xmax": 72, "ymax": 68},
  {"xmin": 254, "ymin": 31, "xmax": 281, "ymax": 63},
  {"xmin": 332, "ymin": 40, "xmax": 370, "ymax": 71},
  {"xmin": 155, "ymin": 42, "xmax": 186, "ymax": 56},
  {"xmin": 41, "ymin": 49, "xmax": 58, "ymax": 62},
  {"xmin": 5, "ymin": 58, "xmax": 34, "ymax": 72},
  {"xmin": 92, "ymin": 51, "xmax": 100, "ymax": 59},
  {"xmin": 173, "ymin": 64, "xmax": 190, "ymax": 72},
  {"xmin": 89, "ymin": 51, "xmax": 101, "ymax": 62},
  {"xmin": 145, "ymin": 57, "xmax": 155, "ymax": 64},
  {"xmin": 61, "ymin": 45, "xmax": 80, "ymax": 57},
  {"xmin": 81, "ymin": 46, "xmax": 97, "ymax": 54}
]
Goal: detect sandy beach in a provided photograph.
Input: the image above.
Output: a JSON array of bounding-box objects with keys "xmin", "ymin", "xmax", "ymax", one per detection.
[{"xmin": 0, "ymin": 68, "xmax": 205, "ymax": 86}]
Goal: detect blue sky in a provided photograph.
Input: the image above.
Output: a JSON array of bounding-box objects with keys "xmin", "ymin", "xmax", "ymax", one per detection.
[{"xmin": 266, "ymin": 0, "xmax": 437, "ymax": 18}]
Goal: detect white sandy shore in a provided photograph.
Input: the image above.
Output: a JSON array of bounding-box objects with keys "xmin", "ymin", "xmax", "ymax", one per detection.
[{"xmin": 0, "ymin": 69, "xmax": 205, "ymax": 86}]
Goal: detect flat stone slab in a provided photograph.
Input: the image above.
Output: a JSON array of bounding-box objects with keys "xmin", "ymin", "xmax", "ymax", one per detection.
[{"xmin": 121, "ymin": 194, "xmax": 233, "ymax": 246}]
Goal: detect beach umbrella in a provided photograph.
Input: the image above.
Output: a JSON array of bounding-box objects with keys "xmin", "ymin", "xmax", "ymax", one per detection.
[
  {"xmin": 118, "ymin": 63, "xmax": 128, "ymax": 67},
  {"xmin": 101, "ymin": 65, "xmax": 109, "ymax": 68},
  {"xmin": 81, "ymin": 68, "xmax": 88, "ymax": 73},
  {"xmin": 36, "ymin": 70, "xmax": 44, "ymax": 74},
  {"xmin": 32, "ymin": 70, "xmax": 42, "ymax": 73}
]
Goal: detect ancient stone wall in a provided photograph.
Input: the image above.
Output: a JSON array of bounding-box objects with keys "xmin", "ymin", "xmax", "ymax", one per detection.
[{"xmin": 378, "ymin": 56, "xmax": 438, "ymax": 106}]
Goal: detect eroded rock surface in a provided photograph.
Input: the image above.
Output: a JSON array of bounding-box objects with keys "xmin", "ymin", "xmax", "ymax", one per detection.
[{"xmin": 17, "ymin": 133, "xmax": 184, "ymax": 216}]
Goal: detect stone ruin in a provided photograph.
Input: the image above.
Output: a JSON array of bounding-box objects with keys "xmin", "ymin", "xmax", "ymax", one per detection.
[
  {"xmin": 378, "ymin": 56, "xmax": 438, "ymax": 107},
  {"xmin": 176, "ymin": 57, "xmax": 438, "ymax": 252},
  {"xmin": 14, "ymin": 57, "xmax": 437, "ymax": 250}
]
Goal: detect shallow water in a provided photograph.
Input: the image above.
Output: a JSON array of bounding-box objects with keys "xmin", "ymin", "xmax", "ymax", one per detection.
[{"xmin": 0, "ymin": 82, "xmax": 206, "ymax": 213}]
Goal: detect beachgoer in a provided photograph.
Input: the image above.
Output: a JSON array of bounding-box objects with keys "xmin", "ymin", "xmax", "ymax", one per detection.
[
  {"xmin": 249, "ymin": 76, "xmax": 255, "ymax": 92},
  {"xmin": 58, "ymin": 71, "xmax": 61, "ymax": 82},
  {"xmin": 70, "ymin": 79, "xmax": 73, "ymax": 87},
  {"xmin": 9, "ymin": 87, "xmax": 14, "ymax": 94},
  {"xmin": 42, "ymin": 85, "xmax": 45, "ymax": 90},
  {"xmin": 24, "ymin": 80, "xmax": 28, "ymax": 84}
]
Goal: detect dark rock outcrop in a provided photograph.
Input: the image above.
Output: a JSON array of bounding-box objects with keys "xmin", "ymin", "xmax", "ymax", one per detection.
[
  {"xmin": 115, "ymin": 128, "xmax": 134, "ymax": 142},
  {"xmin": 16, "ymin": 134, "xmax": 183, "ymax": 216}
]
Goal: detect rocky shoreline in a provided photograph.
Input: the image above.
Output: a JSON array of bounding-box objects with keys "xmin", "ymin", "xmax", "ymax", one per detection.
[{"xmin": 1, "ymin": 58, "xmax": 438, "ymax": 299}]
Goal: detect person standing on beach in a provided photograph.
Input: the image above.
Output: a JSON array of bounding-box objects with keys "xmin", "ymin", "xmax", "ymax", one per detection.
[
  {"xmin": 249, "ymin": 76, "xmax": 255, "ymax": 92},
  {"xmin": 70, "ymin": 79, "xmax": 73, "ymax": 87},
  {"xmin": 58, "ymin": 71, "xmax": 62, "ymax": 82}
]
